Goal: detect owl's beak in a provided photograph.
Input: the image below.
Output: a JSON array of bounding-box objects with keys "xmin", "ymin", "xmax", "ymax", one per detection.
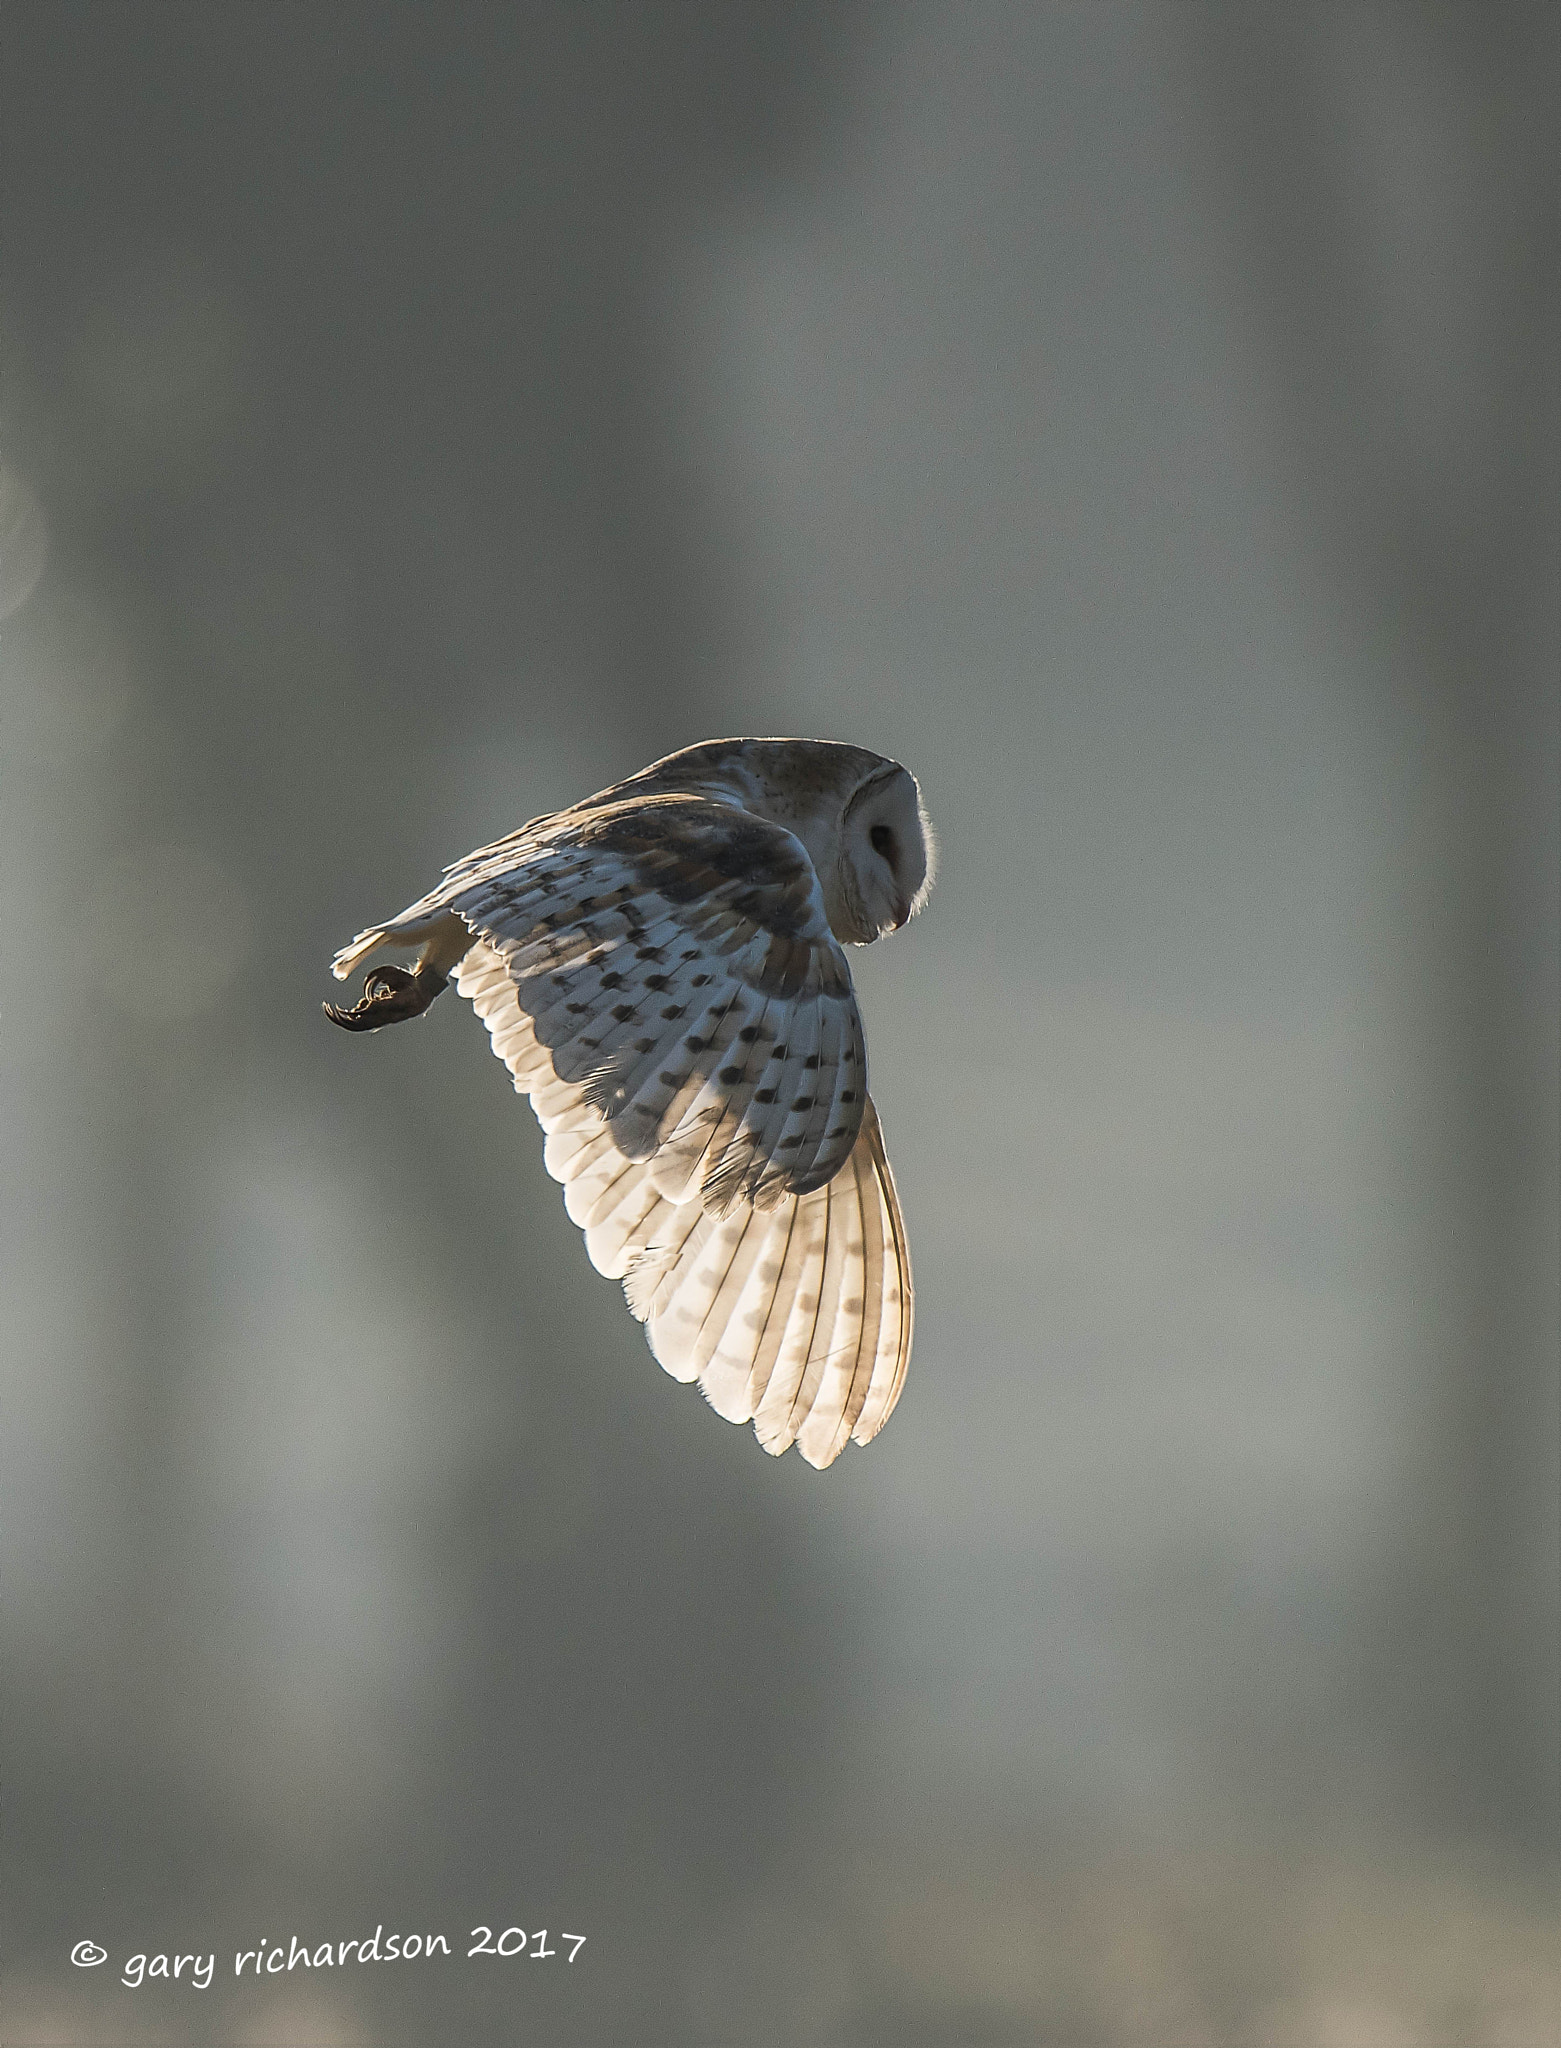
[{"xmin": 890, "ymin": 892, "xmax": 913, "ymax": 930}]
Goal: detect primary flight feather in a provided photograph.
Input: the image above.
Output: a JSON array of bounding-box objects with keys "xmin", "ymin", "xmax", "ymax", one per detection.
[{"xmin": 325, "ymin": 737, "xmax": 935, "ymax": 1469}]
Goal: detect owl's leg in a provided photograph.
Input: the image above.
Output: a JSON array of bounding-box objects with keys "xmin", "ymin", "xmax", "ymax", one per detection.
[{"xmin": 324, "ymin": 963, "xmax": 448, "ymax": 1033}]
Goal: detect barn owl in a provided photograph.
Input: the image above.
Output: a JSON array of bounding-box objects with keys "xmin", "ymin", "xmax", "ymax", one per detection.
[{"xmin": 325, "ymin": 738, "xmax": 934, "ymax": 1469}]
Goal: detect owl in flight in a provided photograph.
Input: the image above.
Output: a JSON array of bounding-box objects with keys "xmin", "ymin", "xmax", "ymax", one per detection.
[{"xmin": 325, "ymin": 738, "xmax": 934, "ymax": 1468}]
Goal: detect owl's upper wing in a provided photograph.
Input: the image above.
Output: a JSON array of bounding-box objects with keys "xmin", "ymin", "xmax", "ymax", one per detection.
[
  {"xmin": 455, "ymin": 938, "xmax": 912, "ymax": 1467},
  {"xmin": 441, "ymin": 795, "xmax": 868, "ymax": 1212}
]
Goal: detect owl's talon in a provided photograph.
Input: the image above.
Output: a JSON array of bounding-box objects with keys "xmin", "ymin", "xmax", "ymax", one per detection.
[{"xmin": 324, "ymin": 963, "xmax": 447, "ymax": 1032}]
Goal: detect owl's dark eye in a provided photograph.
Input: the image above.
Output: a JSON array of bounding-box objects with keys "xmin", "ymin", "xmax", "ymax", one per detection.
[{"xmin": 869, "ymin": 824, "xmax": 896, "ymax": 864}]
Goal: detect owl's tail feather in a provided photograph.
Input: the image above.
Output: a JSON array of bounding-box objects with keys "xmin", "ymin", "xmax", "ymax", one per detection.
[{"xmin": 330, "ymin": 924, "xmax": 396, "ymax": 980}]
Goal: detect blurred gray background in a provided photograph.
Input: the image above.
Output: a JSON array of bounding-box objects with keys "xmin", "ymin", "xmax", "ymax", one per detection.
[{"xmin": 2, "ymin": 4, "xmax": 1556, "ymax": 2043}]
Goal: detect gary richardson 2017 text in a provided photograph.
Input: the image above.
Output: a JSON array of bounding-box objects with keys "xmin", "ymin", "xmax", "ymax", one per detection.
[{"xmin": 113, "ymin": 1925, "xmax": 586, "ymax": 1987}]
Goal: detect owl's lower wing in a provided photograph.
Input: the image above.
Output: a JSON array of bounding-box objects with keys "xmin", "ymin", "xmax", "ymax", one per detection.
[
  {"xmin": 441, "ymin": 796, "xmax": 868, "ymax": 1211},
  {"xmin": 622, "ymin": 1103, "xmax": 911, "ymax": 1470},
  {"xmin": 455, "ymin": 939, "xmax": 911, "ymax": 1467}
]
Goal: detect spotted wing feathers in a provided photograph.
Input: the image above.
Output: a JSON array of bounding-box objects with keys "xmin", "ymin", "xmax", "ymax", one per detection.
[
  {"xmin": 440, "ymin": 798, "xmax": 868, "ymax": 1212},
  {"xmin": 455, "ymin": 939, "xmax": 911, "ymax": 1467}
]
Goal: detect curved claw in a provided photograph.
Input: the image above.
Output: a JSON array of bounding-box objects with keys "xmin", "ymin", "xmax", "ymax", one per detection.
[{"xmin": 324, "ymin": 963, "xmax": 448, "ymax": 1033}]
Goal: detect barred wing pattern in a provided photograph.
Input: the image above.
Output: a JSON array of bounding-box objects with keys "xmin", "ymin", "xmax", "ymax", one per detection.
[
  {"xmin": 435, "ymin": 801, "xmax": 915, "ymax": 1466},
  {"xmin": 458, "ymin": 936, "xmax": 910, "ymax": 1466}
]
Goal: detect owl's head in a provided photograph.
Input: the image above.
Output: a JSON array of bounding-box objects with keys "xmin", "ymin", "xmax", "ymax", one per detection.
[
  {"xmin": 624, "ymin": 736, "xmax": 936, "ymax": 947},
  {"xmin": 831, "ymin": 760, "xmax": 936, "ymax": 944}
]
